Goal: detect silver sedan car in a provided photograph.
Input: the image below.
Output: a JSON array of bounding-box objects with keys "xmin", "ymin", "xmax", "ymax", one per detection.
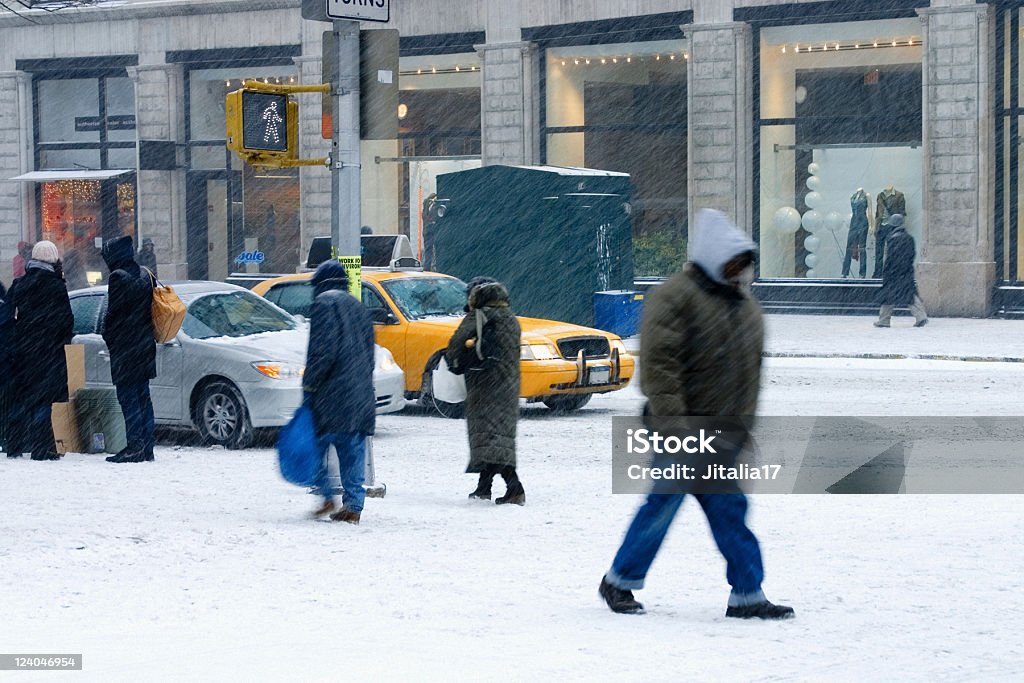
[{"xmin": 69, "ymin": 282, "xmax": 405, "ymax": 449}]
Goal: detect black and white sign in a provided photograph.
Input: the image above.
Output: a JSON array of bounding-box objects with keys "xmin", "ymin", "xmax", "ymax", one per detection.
[{"xmin": 326, "ymin": 0, "xmax": 390, "ymax": 23}]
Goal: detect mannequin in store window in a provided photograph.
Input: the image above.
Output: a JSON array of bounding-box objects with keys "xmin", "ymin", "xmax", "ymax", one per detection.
[
  {"xmin": 872, "ymin": 185, "xmax": 906, "ymax": 278},
  {"xmin": 842, "ymin": 188, "xmax": 872, "ymax": 278}
]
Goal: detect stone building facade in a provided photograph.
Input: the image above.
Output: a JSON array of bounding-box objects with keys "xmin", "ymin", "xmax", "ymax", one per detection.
[{"xmin": 0, "ymin": 0, "xmax": 1017, "ymax": 316}]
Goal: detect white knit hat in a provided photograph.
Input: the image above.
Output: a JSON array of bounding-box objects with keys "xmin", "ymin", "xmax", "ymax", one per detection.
[{"xmin": 31, "ymin": 240, "xmax": 60, "ymax": 264}]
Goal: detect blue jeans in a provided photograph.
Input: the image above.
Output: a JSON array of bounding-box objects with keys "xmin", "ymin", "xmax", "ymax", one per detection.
[
  {"xmin": 607, "ymin": 493, "xmax": 764, "ymax": 594},
  {"xmin": 115, "ymin": 381, "xmax": 155, "ymax": 453},
  {"xmin": 313, "ymin": 432, "xmax": 366, "ymax": 513}
]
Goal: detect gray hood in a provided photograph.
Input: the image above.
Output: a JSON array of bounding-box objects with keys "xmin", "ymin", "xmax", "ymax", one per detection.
[{"xmin": 689, "ymin": 209, "xmax": 757, "ymax": 284}]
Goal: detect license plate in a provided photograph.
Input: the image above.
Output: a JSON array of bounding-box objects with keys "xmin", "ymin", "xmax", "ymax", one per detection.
[{"xmin": 588, "ymin": 366, "xmax": 610, "ymax": 385}]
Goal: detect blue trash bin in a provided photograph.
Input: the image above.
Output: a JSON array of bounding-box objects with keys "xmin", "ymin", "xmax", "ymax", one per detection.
[{"xmin": 593, "ymin": 290, "xmax": 644, "ymax": 338}]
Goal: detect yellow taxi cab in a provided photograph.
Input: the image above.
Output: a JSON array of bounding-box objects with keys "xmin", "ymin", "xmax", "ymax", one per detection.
[{"xmin": 253, "ymin": 268, "xmax": 634, "ymax": 416}]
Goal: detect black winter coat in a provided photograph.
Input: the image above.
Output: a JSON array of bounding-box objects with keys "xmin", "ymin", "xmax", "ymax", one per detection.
[
  {"xmin": 103, "ymin": 262, "xmax": 156, "ymax": 385},
  {"xmin": 0, "ymin": 283, "xmax": 14, "ymax": 390},
  {"xmin": 878, "ymin": 228, "xmax": 918, "ymax": 306},
  {"xmin": 446, "ymin": 290, "xmax": 521, "ymax": 472},
  {"xmin": 302, "ymin": 290, "xmax": 376, "ymax": 436},
  {"xmin": 9, "ymin": 264, "xmax": 74, "ymax": 406}
]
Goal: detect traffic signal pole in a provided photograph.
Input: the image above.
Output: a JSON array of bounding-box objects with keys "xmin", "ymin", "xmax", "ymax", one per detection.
[{"xmin": 331, "ymin": 19, "xmax": 361, "ymax": 258}]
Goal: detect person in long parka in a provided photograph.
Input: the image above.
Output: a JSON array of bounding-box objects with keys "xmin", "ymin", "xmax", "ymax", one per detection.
[
  {"xmin": 874, "ymin": 214, "xmax": 928, "ymax": 328},
  {"xmin": 304, "ymin": 260, "xmax": 376, "ymax": 525},
  {"xmin": 102, "ymin": 235, "xmax": 157, "ymax": 463},
  {"xmin": 0, "ymin": 281, "xmax": 15, "ymax": 455},
  {"xmin": 445, "ymin": 277, "xmax": 524, "ymax": 505},
  {"xmin": 8, "ymin": 240, "xmax": 73, "ymax": 460}
]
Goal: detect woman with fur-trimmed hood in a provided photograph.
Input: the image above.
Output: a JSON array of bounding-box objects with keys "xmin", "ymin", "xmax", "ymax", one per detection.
[{"xmin": 446, "ymin": 277, "xmax": 524, "ymax": 505}]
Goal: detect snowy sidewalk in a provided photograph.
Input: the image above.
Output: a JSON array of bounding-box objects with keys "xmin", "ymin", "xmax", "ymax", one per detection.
[{"xmin": 624, "ymin": 314, "xmax": 1024, "ymax": 363}]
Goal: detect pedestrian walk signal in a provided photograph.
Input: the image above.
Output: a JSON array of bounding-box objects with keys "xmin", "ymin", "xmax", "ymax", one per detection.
[{"xmin": 226, "ymin": 87, "xmax": 298, "ymax": 164}]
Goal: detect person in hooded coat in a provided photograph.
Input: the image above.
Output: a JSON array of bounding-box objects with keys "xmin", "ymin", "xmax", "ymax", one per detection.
[
  {"xmin": 874, "ymin": 214, "xmax": 928, "ymax": 328},
  {"xmin": 304, "ymin": 261, "xmax": 375, "ymax": 524},
  {"xmin": 598, "ymin": 210, "xmax": 794, "ymax": 621},
  {"xmin": 8, "ymin": 240, "xmax": 73, "ymax": 460},
  {"xmin": 0, "ymin": 281, "xmax": 14, "ymax": 455},
  {"xmin": 101, "ymin": 235, "xmax": 156, "ymax": 463},
  {"xmin": 445, "ymin": 277, "xmax": 524, "ymax": 505}
]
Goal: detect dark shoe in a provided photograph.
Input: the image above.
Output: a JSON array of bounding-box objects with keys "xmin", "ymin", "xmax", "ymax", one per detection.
[
  {"xmin": 599, "ymin": 577, "xmax": 644, "ymax": 614},
  {"xmin": 110, "ymin": 450, "xmax": 150, "ymax": 463},
  {"xmin": 469, "ymin": 469, "xmax": 493, "ymax": 500},
  {"xmin": 330, "ymin": 508, "xmax": 361, "ymax": 525},
  {"xmin": 468, "ymin": 489, "xmax": 492, "ymax": 500},
  {"xmin": 143, "ymin": 447, "xmax": 155, "ymax": 462},
  {"xmin": 6, "ymin": 453, "xmax": 22, "ymax": 459},
  {"xmin": 914, "ymin": 319, "xmax": 929, "ymax": 328},
  {"xmin": 873, "ymin": 321, "xmax": 889, "ymax": 328},
  {"xmin": 31, "ymin": 452, "xmax": 61, "ymax": 461},
  {"xmin": 726, "ymin": 601, "xmax": 795, "ymax": 620},
  {"xmin": 311, "ymin": 499, "xmax": 337, "ymax": 519},
  {"xmin": 495, "ymin": 481, "xmax": 525, "ymax": 506},
  {"xmin": 105, "ymin": 448, "xmax": 130, "ymax": 463}
]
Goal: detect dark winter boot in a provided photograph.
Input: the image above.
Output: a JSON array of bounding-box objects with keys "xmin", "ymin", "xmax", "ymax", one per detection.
[
  {"xmin": 495, "ymin": 467, "xmax": 525, "ymax": 506},
  {"xmin": 599, "ymin": 576, "xmax": 644, "ymax": 614},
  {"xmin": 468, "ymin": 469, "xmax": 494, "ymax": 500},
  {"xmin": 105, "ymin": 447, "xmax": 131, "ymax": 463},
  {"xmin": 330, "ymin": 508, "xmax": 361, "ymax": 525},
  {"xmin": 111, "ymin": 449, "xmax": 150, "ymax": 463},
  {"xmin": 30, "ymin": 452, "xmax": 60, "ymax": 461},
  {"xmin": 725, "ymin": 601, "xmax": 795, "ymax": 620}
]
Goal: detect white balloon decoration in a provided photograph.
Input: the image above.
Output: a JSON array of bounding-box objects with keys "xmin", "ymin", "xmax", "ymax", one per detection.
[
  {"xmin": 805, "ymin": 253, "xmax": 818, "ymax": 269},
  {"xmin": 806, "ymin": 175, "xmax": 821, "ymax": 191},
  {"xmin": 773, "ymin": 206, "xmax": 802, "ymax": 235},
  {"xmin": 808, "ymin": 162, "xmax": 821, "ymax": 176},
  {"xmin": 801, "ymin": 209, "xmax": 823, "ymax": 232},
  {"xmin": 803, "ymin": 235, "xmax": 821, "ymax": 253},
  {"xmin": 804, "ymin": 191, "xmax": 823, "ymax": 209},
  {"xmin": 824, "ymin": 211, "xmax": 847, "ymax": 234}
]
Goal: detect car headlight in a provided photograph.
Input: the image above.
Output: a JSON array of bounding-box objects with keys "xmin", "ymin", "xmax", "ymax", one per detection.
[
  {"xmin": 520, "ymin": 342, "xmax": 559, "ymax": 360},
  {"xmin": 251, "ymin": 361, "xmax": 305, "ymax": 380},
  {"xmin": 376, "ymin": 347, "xmax": 400, "ymax": 372},
  {"xmin": 610, "ymin": 339, "xmax": 629, "ymax": 356}
]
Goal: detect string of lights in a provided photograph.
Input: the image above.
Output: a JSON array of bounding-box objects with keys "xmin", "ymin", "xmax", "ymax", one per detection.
[
  {"xmin": 552, "ymin": 53, "xmax": 688, "ymax": 66},
  {"xmin": 780, "ymin": 37, "xmax": 921, "ymax": 54}
]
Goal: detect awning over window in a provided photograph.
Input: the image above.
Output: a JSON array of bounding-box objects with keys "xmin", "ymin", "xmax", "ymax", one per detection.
[{"xmin": 7, "ymin": 169, "xmax": 134, "ymax": 182}]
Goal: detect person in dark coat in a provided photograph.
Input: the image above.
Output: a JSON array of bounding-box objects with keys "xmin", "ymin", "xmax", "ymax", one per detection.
[
  {"xmin": 874, "ymin": 214, "xmax": 928, "ymax": 328},
  {"xmin": 0, "ymin": 282, "xmax": 14, "ymax": 456},
  {"xmin": 62, "ymin": 249, "xmax": 89, "ymax": 291},
  {"xmin": 7, "ymin": 240, "xmax": 74, "ymax": 460},
  {"xmin": 12, "ymin": 241, "xmax": 31, "ymax": 279},
  {"xmin": 445, "ymin": 277, "xmax": 524, "ymax": 505},
  {"xmin": 303, "ymin": 260, "xmax": 375, "ymax": 524},
  {"xmin": 101, "ymin": 235, "xmax": 157, "ymax": 463},
  {"xmin": 137, "ymin": 238, "xmax": 158, "ymax": 278},
  {"xmin": 599, "ymin": 210, "xmax": 794, "ymax": 620}
]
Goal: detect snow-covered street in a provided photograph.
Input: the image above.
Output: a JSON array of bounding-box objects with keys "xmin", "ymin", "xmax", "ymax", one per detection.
[{"xmin": 3, "ymin": 317, "xmax": 1023, "ymax": 681}]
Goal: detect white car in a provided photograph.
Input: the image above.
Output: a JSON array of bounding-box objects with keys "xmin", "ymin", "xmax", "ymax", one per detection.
[{"xmin": 69, "ymin": 281, "xmax": 405, "ymax": 449}]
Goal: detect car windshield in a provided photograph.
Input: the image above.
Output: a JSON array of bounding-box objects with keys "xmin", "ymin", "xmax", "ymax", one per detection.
[
  {"xmin": 182, "ymin": 291, "xmax": 297, "ymax": 339},
  {"xmin": 381, "ymin": 276, "xmax": 467, "ymax": 320}
]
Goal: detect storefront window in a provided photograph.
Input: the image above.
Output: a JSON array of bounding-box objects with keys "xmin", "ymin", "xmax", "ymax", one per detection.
[
  {"xmin": 544, "ymin": 40, "xmax": 688, "ymax": 278},
  {"xmin": 398, "ymin": 52, "xmax": 481, "ymax": 254},
  {"xmin": 185, "ymin": 65, "xmax": 299, "ymax": 278},
  {"xmin": 758, "ymin": 19, "xmax": 923, "ymax": 279},
  {"xmin": 997, "ymin": 8, "xmax": 1024, "ymax": 283}
]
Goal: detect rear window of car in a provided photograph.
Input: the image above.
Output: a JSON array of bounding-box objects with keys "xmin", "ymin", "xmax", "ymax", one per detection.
[
  {"xmin": 182, "ymin": 291, "xmax": 297, "ymax": 339},
  {"xmin": 268, "ymin": 282, "xmax": 314, "ymax": 318},
  {"xmin": 70, "ymin": 295, "xmax": 103, "ymax": 335}
]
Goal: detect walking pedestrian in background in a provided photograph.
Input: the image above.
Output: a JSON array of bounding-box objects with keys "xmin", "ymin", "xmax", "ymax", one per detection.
[
  {"xmin": 304, "ymin": 260, "xmax": 375, "ymax": 524},
  {"xmin": 446, "ymin": 277, "xmax": 524, "ymax": 505},
  {"xmin": 7, "ymin": 241, "xmax": 73, "ymax": 460},
  {"xmin": 101, "ymin": 236, "xmax": 157, "ymax": 463},
  {"xmin": 137, "ymin": 237, "xmax": 158, "ymax": 278},
  {"xmin": 12, "ymin": 241, "xmax": 31, "ymax": 279},
  {"xmin": 0, "ymin": 281, "xmax": 14, "ymax": 456},
  {"xmin": 598, "ymin": 210, "xmax": 794, "ymax": 620},
  {"xmin": 874, "ymin": 214, "xmax": 928, "ymax": 328}
]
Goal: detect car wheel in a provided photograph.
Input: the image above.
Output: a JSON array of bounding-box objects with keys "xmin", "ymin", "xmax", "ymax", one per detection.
[
  {"xmin": 420, "ymin": 353, "xmax": 465, "ymax": 419},
  {"xmin": 194, "ymin": 381, "xmax": 253, "ymax": 449},
  {"xmin": 542, "ymin": 393, "xmax": 592, "ymax": 413}
]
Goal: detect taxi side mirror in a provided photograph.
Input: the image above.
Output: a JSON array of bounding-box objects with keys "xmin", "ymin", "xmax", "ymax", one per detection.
[{"xmin": 371, "ymin": 308, "xmax": 397, "ymax": 325}]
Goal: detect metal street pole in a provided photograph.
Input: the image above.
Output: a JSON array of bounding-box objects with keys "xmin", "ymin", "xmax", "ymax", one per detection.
[{"xmin": 331, "ymin": 19, "xmax": 361, "ymax": 257}]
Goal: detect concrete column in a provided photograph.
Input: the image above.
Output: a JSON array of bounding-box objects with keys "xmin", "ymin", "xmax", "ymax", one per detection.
[
  {"xmin": 0, "ymin": 70, "xmax": 32, "ymax": 285},
  {"xmin": 917, "ymin": 2, "xmax": 995, "ymax": 316},
  {"xmin": 294, "ymin": 53, "xmax": 331, "ymax": 263},
  {"xmin": 127, "ymin": 63, "xmax": 187, "ymax": 279},
  {"xmin": 685, "ymin": 22, "xmax": 753, "ymax": 234},
  {"xmin": 477, "ymin": 41, "xmax": 539, "ymax": 167}
]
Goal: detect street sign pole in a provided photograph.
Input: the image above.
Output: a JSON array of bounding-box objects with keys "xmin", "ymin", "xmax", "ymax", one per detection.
[{"xmin": 331, "ymin": 19, "xmax": 361, "ymax": 258}]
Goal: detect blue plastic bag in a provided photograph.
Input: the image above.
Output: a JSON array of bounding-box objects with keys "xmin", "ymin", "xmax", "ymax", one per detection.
[{"xmin": 277, "ymin": 405, "xmax": 322, "ymax": 487}]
